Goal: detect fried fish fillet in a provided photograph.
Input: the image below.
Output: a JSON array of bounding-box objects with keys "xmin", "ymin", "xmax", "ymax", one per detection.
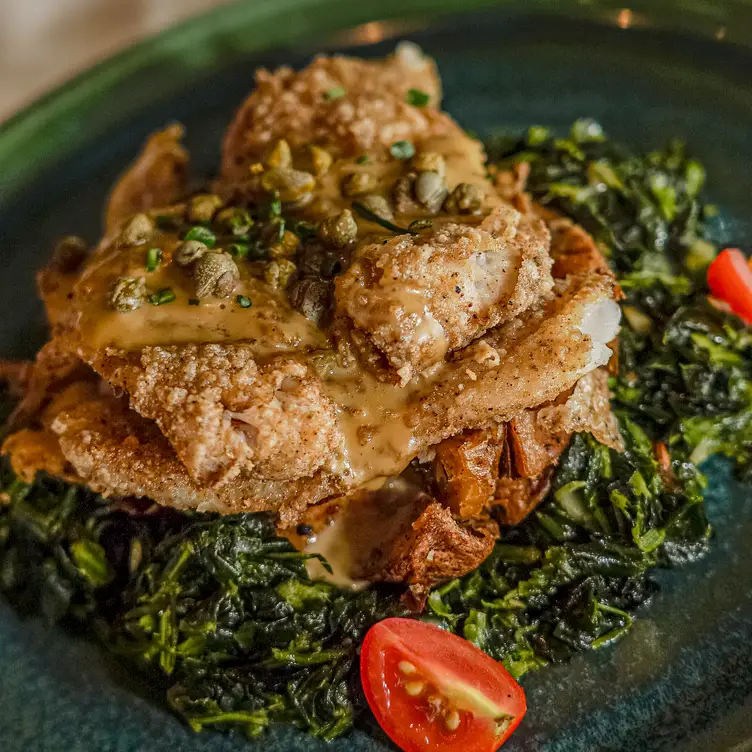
[
  {"xmin": 90, "ymin": 345, "xmax": 341, "ymax": 486},
  {"xmin": 335, "ymin": 204, "xmax": 553, "ymax": 384},
  {"xmin": 222, "ymin": 44, "xmax": 443, "ymax": 179},
  {"xmin": 3, "ymin": 48, "xmax": 622, "ymax": 529}
]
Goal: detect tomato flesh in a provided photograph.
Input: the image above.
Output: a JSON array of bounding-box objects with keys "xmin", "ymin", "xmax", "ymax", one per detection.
[
  {"xmin": 707, "ymin": 248, "xmax": 752, "ymax": 325},
  {"xmin": 360, "ymin": 618, "xmax": 526, "ymax": 752}
]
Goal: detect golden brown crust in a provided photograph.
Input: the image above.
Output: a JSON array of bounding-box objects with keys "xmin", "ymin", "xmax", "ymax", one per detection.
[
  {"xmin": 335, "ymin": 205, "xmax": 553, "ymax": 384},
  {"xmin": 2, "ymin": 428, "xmax": 80, "ymax": 484},
  {"xmin": 6, "ymin": 337, "xmax": 89, "ymax": 429},
  {"xmin": 221, "ymin": 49, "xmax": 444, "ymax": 180},
  {"xmin": 39, "ymin": 381, "xmax": 342, "ymax": 524},
  {"xmin": 89, "ymin": 344, "xmax": 342, "ymax": 487},
  {"xmin": 105, "ymin": 124, "xmax": 189, "ymax": 234},
  {"xmin": 509, "ymin": 368, "xmax": 623, "ymax": 478}
]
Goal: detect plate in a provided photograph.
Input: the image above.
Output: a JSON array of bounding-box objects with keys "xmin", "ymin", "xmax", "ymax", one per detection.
[{"xmin": 1, "ymin": 1, "xmax": 752, "ymax": 750}]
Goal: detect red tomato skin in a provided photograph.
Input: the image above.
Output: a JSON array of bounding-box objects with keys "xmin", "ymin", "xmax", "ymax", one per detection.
[
  {"xmin": 707, "ymin": 248, "xmax": 752, "ymax": 324},
  {"xmin": 360, "ymin": 618, "xmax": 526, "ymax": 752}
]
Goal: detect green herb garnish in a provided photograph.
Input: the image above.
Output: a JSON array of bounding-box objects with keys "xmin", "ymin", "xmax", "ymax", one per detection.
[
  {"xmin": 236, "ymin": 295, "xmax": 252, "ymax": 308},
  {"xmin": 145, "ymin": 247, "xmax": 162, "ymax": 272},
  {"xmin": 355, "ymin": 155, "xmax": 369, "ymax": 165},
  {"xmin": 228, "ymin": 243, "xmax": 250, "ymax": 259},
  {"xmin": 148, "ymin": 288, "xmax": 176, "ymax": 306},
  {"xmin": 183, "ymin": 226, "xmax": 216, "ymax": 247},
  {"xmin": 406, "ymin": 88, "xmax": 430, "ymax": 107},
  {"xmin": 352, "ymin": 201, "xmax": 416, "ymax": 235},
  {"xmin": 324, "ymin": 86, "xmax": 346, "ymax": 100},
  {"xmin": 389, "ymin": 140, "xmax": 415, "ymax": 160}
]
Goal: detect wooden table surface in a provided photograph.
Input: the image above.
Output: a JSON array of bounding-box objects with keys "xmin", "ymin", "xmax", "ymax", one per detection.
[{"xmin": 0, "ymin": 0, "xmax": 231, "ymax": 122}]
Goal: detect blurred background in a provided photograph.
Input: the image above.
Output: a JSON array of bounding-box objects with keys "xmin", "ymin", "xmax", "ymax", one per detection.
[{"xmin": 0, "ymin": 0, "xmax": 230, "ymax": 121}]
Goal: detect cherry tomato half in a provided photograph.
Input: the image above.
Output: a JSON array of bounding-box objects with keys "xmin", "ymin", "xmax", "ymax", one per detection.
[
  {"xmin": 360, "ymin": 618, "xmax": 526, "ymax": 752},
  {"xmin": 707, "ymin": 248, "xmax": 752, "ymax": 325}
]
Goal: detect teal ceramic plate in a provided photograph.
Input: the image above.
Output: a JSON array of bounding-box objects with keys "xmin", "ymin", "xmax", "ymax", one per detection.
[{"xmin": 2, "ymin": 1, "xmax": 752, "ymax": 750}]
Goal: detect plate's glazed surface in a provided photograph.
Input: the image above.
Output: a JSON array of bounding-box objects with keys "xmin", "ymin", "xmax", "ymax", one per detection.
[{"xmin": 1, "ymin": 2, "xmax": 752, "ymax": 750}]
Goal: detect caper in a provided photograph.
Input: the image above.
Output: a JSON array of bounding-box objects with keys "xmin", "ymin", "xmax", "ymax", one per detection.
[
  {"xmin": 261, "ymin": 168, "xmax": 316, "ymax": 202},
  {"xmin": 319, "ymin": 209, "xmax": 358, "ymax": 249},
  {"xmin": 173, "ymin": 240, "xmax": 208, "ymax": 267},
  {"xmin": 119, "ymin": 213, "xmax": 154, "ymax": 246},
  {"xmin": 309, "ymin": 145, "xmax": 333, "ymax": 176},
  {"xmin": 415, "ymin": 171, "xmax": 448, "ymax": 213},
  {"xmin": 269, "ymin": 230, "xmax": 301, "ymax": 258},
  {"xmin": 110, "ymin": 276, "xmax": 146, "ymax": 312},
  {"xmin": 288, "ymin": 276, "xmax": 332, "ymax": 324},
  {"xmin": 392, "ymin": 172, "xmax": 420, "ymax": 213},
  {"xmin": 358, "ymin": 195, "xmax": 394, "ymax": 221},
  {"xmin": 412, "ymin": 151, "xmax": 446, "ymax": 178},
  {"xmin": 342, "ymin": 172, "xmax": 378, "ymax": 197},
  {"xmin": 264, "ymin": 259, "xmax": 296, "ymax": 289},
  {"xmin": 50, "ymin": 235, "xmax": 88, "ymax": 273},
  {"xmin": 189, "ymin": 194, "xmax": 224, "ymax": 223},
  {"xmin": 216, "ymin": 207, "xmax": 254, "ymax": 236},
  {"xmin": 444, "ymin": 182, "xmax": 484, "ymax": 214},
  {"xmin": 266, "ymin": 139, "xmax": 292, "ymax": 169},
  {"xmin": 194, "ymin": 252, "xmax": 240, "ymax": 298}
]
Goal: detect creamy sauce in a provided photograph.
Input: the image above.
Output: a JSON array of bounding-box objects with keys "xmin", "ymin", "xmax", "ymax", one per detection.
[
  {"xmin": 301, "ymin": 130, "xmax": 499, "ymax": 229},
  {"xmin": 74, "ymin": 232, "xmax": 328, "ymax": 353},
  {"xmin": 320, "ymin": 359, "xmax": 444, "ymax": 484},
  {"xmin": 297, "ymin": 476, "xmax": 431, "ymax": 589}
]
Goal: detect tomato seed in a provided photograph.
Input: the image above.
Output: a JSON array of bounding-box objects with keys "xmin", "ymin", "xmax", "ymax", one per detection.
[
  {"xmin": 398, "ymin": 661, "xmax": 416, "ymax": 675},
  {"xmin": 444, "ymin": 710, "xmax": 461, "ymax": 731},
  {"xmin": 404, "ymin": 681, "xmax": 425, "ymax": 697}
]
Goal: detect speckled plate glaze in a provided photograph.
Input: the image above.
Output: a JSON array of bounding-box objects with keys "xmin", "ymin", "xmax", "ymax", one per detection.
[{"xmin": 2, "ymin": 1, "xmax": 752, "ymax": 750}]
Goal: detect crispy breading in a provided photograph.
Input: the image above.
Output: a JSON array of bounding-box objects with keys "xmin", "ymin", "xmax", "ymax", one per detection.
[
  {"xmin": 405, "ymin": 272, "xmax": 620, "ymax": 451},
  {"xmin": 42, "ymin": 382, "xmax": 342, "ymax": 524},
  {"xmin": 434, "ymin": 426, "xmax": 505, "ymax": 518},
  {"xmin": 509, "ymin": 368, "xmax": 623, "ymax": 478},
  {"xmin": 335, "ymin": 204, "xmax": 553, "ymax": 384},
  {"xmin": 105, "ymin": 124, "xmax": 189, "ymax": 234},
  {"xmin": 7, "ymin": 337, "xmax": 88, "ymax": 428},
  {"xmin": 221, "ymin": 47, "xmax": 443, "ymax": 179},
  {"xmin": 90, "ymin": 344, "xmax": 341, "ymax": 486},
  {"xmin": 2, "ymin": 428, "xmax": 79, "ymax": 484},
  {"xmin": 367, "ymin": 502, "xmax": 498, "ymax": 608}
]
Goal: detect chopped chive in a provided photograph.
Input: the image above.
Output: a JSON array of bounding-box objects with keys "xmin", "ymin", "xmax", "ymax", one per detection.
[
  {"xmin": 149, "ymin": 288, "xmax": 176, "ymax": 306},
  {"xmin": 290, "ymin": 219, "xmax": 318, "ymax": 240},
  {"xmin": 406, "ymin": 88, "xmax": 430, "ymax": 107},
  {"xmin": 408, "ymin": 218, "xmax": 433, "ymax": 231},
  {"xmin": 236, "ymin": 295, "xmax": 253, "ymax": 308},
  {"xmin": 145, "ymin": 247, "xmax": 163, "ymax": 272},
  {"xmin": 324, "ymin": 86, "xmax": 346, "ymax": 100},
  {"xmin": 269, "ymin": 197, "xmax": 282, "ymax": 217},
  {"xmin": 390, "ymin": 140, "xmax": 415, "ymax": 160},
  {"xmin": 183, "ymin": 226, "xmax": 216, "ymax": 247},
  {"xmin": 188, "ymin": 298, "xmax": 200, "ymax": 306},
  {"xmin": 155, "ymin": 214, "xmax": 182, "ymax": 231},
  {"xmin": 352, "ymin": 202, "xmax": 417, "ymax": 235},
  {"xmin": 355, "ymin": 155, "xmax": 369, "ymax": 165},
  {"xmin": 228, "ymin": 243, "xmax": 250, "ymax": 259}
]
